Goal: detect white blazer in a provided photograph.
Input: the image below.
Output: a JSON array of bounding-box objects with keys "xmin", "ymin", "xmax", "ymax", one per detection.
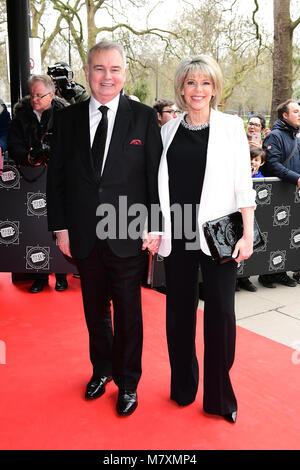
[{"xmin": 158, "ymin": 108, "xmax": 257, "ymax": 257}]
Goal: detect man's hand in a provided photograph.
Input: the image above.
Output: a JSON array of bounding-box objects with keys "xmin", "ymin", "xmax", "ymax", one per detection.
[
  {"xmin": 142, "ymin": 234, "xmax": 161, "ymax": 255},
  {"xmin": 56, "ymin": 230, "xmax": 72, "ymax": 258},
  {"xmin": 297, "ymin": 178, "xmax": 300, "ymax": 188}
]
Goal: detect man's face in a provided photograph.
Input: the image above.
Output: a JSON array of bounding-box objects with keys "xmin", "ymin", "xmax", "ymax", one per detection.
[
  {"xmin": 85, "ymin": 48, "xmax": 126, "ymax": 104},
  {"xmin": 158, "ymin": 104, "xmax": 178, "ymax": 126},
  {"xmin": 284, "ymin": 102, "xmax": 300, "ymax": 128},
  {"xmin": 30, "ymin": 81, "xmax": 53, "ymax": 115}
]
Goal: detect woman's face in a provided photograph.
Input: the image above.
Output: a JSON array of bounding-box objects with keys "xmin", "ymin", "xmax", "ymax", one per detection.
[
  {"xmin": 182, "ymin": 72, "xmax": 215, "ymax": 115},
  {"xmin": 247, "ymin": 117, "xmax": 262, "ymax": 136}
]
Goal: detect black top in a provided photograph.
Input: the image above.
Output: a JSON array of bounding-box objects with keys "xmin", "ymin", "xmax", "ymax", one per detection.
[{"xmin": 167, "ymin": 121, "xmax": 209, "ymax": 245}]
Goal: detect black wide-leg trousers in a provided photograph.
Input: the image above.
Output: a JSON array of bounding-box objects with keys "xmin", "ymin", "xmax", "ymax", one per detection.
[
  {"xmin": 76, "ymin": 239, "xmax": 146, "ymax": 391},
  {"xmin": 164, "ymin": 239, "xmax": 238, "ymax": 415}
]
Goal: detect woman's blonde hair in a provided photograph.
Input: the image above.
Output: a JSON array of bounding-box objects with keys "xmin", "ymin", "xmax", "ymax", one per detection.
[{"xmin": 174, "ymin": 55, "xmax": 223, "ymax": 111}]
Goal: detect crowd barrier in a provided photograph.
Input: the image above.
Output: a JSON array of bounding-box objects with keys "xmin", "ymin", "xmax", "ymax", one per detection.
[
  {"xmin": 150, "ymin": 177, "xmax": 300, "ymax": 287},
  {"xmin": 1, "ymin": 160, "xmax": 300, "ymax": 286},
  {"xmin": 0, "ymin": 159, "xmax": 77, "ymax": 276}
]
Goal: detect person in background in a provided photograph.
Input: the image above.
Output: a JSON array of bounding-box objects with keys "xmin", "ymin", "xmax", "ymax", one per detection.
[
  {"xmin": 158, "ymin": 55, "xmax": 256, "ymax": 423},
  {"xmin": 246, "ymin": 112, "xmax": 270, "ymax": 147},
  {"xmin": 153, "ymin": 99, "xmax": 178, "ymax": 127},
  {"xmin": 237, "ymin": 147, "xmax": 266, "ymax": 292},
  {"xmin": 250, "ymin": 146, "xmax": 266, "ymax": 178},
  {"xmin": 0, "ymin": 99, "xmax": 11, "ymax": 156},
  {"xmin": 47, "ymin": 61, "xmax": 89, "ymax": 105},
  {"xmin": 260, "ymin": 99, "xmax": 300, "ymax": 286},
  {"xmin": 7, "ymin": 75, "xmax": 69, "ymax": 293}
]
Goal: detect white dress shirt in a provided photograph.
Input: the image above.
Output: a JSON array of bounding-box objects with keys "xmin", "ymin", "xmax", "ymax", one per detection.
[{"xmin": 89, "ymin": 93, "xmax": 120, "ymax": 176}]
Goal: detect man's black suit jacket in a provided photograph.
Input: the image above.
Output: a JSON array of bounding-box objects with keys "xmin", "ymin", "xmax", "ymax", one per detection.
[{"xmin": 46, "ymin": 94, "xmax": 162, "ymax": 259}]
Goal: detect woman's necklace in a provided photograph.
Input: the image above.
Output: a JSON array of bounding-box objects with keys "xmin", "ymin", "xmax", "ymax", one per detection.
[{"xmin": 181, "ymin": 112, "xmax": 210, "ymax": 131}]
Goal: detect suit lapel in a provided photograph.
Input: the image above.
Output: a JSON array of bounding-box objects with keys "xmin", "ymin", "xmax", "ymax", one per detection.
[
  {"xmin": 101, "ymin": 94, "xmax": 131, "ymax": 179},
  {"xmin": 76, "ymin": 98, "xmax": 94, "ymax": 171}
]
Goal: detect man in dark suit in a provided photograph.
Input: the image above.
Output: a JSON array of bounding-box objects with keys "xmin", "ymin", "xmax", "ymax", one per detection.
[{"xmin": 46, "ymin": 40, "xmax": 162, "ymax": 416}]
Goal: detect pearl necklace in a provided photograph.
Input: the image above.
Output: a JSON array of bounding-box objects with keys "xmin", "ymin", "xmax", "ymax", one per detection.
[{"xmin": 181, "ymin": 112, "xmax": 210, "ymax": 131}]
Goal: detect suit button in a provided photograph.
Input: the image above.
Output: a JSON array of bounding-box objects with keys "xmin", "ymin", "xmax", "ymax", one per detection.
[{"xmin": 99, "ymin": 187, "xmax": 103, "ymax": 193}]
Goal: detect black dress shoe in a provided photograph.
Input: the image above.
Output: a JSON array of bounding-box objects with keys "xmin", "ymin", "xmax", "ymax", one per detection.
[
  {"xmin": 293, "ymin": 271, "xmax": 300, "ymax": 284},
  {"xmin": 29, "ymin": 279, "xmax": 48, "ymax": 293},
  {"xmin": 223, "ymin": 411, "xmax": 237, "ymax": 423},
  {"xmin": 55, "ymin": 278, "xmax": 68, "ymax": 291},
  {"xmin": 116, "ymin": 390, "xmax": 138, "ymax": 416},
  {"xmin": 238, "ymin": 277, "xmax": 257, "ymax": 292},
  {"xmin": 258, "ymin": 274, "xmax": 276, "ymax": 288},
  {"xmin": 275, "ymin": 272, "xmax": 297, "ymax": 287},
  {"xmin": 85, "ymin": 375, "xmax": 112, "ymax": 400}
]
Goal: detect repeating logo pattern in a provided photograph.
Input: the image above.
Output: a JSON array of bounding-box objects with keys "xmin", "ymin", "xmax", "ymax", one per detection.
[
  {"xmin": 290, "ymin": 228, "xmax": 300, "ymax": 249},
  {"xmin": 273, "ymin": 205, "xmax": 291, "ymax": 227},
  {"xmin": 0, "ymin": 220, "xmax": 20, "ymax": 245},
  {"xmin": 0, "ymin": 165, "xmax": 21, "ymax": 190},
  {"xmin": 269, "ymin": 250, "xmax": 287, "ymax": 271},
  {"xmin": 255, "ymin": 183, "xmax": 272, "ymax": 205},
  {"xmin": 26, "ymin": 192, "xmax": 47, "ymax": 217},
  {"xmin": 25, "ymin": 245, "xmax": 50, "ymax": 270}
]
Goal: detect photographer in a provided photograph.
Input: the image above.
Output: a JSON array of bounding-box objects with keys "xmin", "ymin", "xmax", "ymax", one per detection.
[
  {"xmin": 7, "ymin": 74, "xmax": 69, "ymax": 293},
  {"xmin": 47, "ymin": 61, "xmax": 89, "ymax": 105}
]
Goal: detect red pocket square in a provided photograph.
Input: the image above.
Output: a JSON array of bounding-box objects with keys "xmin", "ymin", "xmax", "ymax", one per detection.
[{"xmin": 130, "ymin": 139, "xmax": 142, "ymax": 145}]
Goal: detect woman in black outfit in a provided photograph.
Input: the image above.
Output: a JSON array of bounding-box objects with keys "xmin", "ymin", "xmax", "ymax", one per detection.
[{"xmin": 158, "ymin": 55, "xmax": 256, "ymax": 423}]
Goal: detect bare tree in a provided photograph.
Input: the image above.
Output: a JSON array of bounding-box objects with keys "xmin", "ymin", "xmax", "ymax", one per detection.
[
  {"xmin": 169, "ymin": 0, "xmax": 268, "ymax": 104},
  {"xmin": 36, "ymin": 0, "xmax": 178, "ymax": 69},
  {"xmin": 270, "ymin": 0, "xmax": 300, "ymax": 125}
]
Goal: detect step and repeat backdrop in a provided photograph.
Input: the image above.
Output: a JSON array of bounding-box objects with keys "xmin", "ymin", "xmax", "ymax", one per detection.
[
  {"xmin": 1, "ymin": 159, "xmax": 300, "ymax": 285},
  {"xmin": 0, "ymin": 160, "xmax": 77, "ymax": 276}
]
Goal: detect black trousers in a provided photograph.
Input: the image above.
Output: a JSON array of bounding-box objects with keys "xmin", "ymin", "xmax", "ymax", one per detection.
[
  {"xmin": 164, "ymin": 239, "xmax": 237, "ymax": 415},
  {"xmin": 76, "ymin": 239, "xmax": 146, "ymax": 391}
]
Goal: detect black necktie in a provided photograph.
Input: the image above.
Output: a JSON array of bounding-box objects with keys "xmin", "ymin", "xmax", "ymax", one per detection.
[{"xmin": 92, "ymin": 105, "xmax": 108, "ymax": 180}]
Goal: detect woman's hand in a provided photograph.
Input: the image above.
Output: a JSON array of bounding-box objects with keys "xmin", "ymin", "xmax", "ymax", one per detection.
[
  {"xmin": 232, "ymin": 206, "xmax": 255, "ymax": 263},
  {"xmin": 232, "ymin": 236, "xmax": 253, "ymax": 263},
  {"xmin": 142, "ymin": 234, "xmax": 161, "ymax": 255}
]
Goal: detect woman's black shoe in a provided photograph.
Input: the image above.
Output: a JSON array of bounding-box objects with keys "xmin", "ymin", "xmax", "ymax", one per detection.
[{"xmin": 223, "ymin": 411, "xmax": 237, "ymax": 423}]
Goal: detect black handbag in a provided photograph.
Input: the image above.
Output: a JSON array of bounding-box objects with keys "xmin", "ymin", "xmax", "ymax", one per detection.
[{"xmin": 203, "ymin": 211, "xmax": 265, "ymax": 264}]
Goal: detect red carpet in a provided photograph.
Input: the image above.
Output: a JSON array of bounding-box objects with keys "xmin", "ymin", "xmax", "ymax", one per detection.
[{"xmin": 0, "ymin": 272, "xmax": 300, "ymax": 450}]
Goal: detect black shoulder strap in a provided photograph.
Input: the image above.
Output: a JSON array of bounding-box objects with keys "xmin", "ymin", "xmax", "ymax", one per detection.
[{"xmin": 282, "ymin": 138, "xmax": 298, "ymax": 166}]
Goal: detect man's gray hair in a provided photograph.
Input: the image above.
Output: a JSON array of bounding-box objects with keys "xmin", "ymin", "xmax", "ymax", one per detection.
[
  {"xmin": 87, "ymin": 40, "xmax": 127, "ymax": 70},
  {"xmin": 28, "ymin": 74, "xmax": 55, "ymax": 93}
]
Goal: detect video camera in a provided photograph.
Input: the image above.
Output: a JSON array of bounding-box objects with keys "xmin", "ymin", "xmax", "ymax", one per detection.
[{"xmin": 47, "ymin": 62, "xmax": 76, "ymax": 101}]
